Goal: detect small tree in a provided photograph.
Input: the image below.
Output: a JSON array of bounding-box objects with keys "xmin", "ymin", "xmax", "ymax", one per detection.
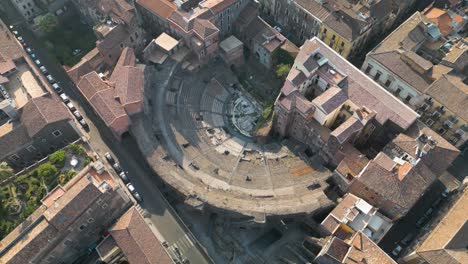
[
  {"xmin": 275, "ymin": 63, "xmax": 291, "ymax": 80},
  {"xmin": 0, "ymin": 162, "xmax": 14, "ymax": 182},
  {"xmin": 37, "ymin": 13, "xmax": 58, "ymax": 33},
  {"xmin": 37, "ymin": 163, "xmax": 58, "ymax": 184},
  {"xmin": 272, "ymin": 48, "xmax": 295, "ymax": 66},
  {"xmin": 49, "ymin": 150, "xmax": 66, "ymax": 168}
]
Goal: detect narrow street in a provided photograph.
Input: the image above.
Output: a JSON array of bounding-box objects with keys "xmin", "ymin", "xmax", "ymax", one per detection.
[{"xmin": 0, "ymin": 3, "xmax": 211, "ymax": 264}]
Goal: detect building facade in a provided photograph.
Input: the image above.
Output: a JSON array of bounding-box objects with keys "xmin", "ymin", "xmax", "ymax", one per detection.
[{"xmin": 0, "ymin": 162, "xmax": 132, "ymax": 264}]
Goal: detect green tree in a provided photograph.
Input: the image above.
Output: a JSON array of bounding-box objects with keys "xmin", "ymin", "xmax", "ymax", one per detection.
[
  {"xmin": 37, "ymin": 13, "xmax": 58, "ymax": 33},
  {"xmin": 37, "ymin": 163, "xmax": 58, "ymax": 184},
  {"xmin": 49, "ymin": 150, "xmax": 66, "ymax": 168},
  {"xmin": 272, "ymin": 48, "xmax": 295, "ymax": 66},
  {"xmin": 0, "ymin": 162, "xmax": 14, "ymax": 182},
  {"xmin": 275, "ymin": 64, "xmax": 291, "ymax": 80}
]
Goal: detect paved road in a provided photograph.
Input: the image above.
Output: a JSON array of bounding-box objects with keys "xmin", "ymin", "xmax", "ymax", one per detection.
[{"xmin": 0, "ymin": 4, "xmax": 211, "ymax": 264}]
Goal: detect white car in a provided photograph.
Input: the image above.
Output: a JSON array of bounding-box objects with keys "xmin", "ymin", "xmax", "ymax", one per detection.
[
  {"xmin": 126, "ymin": 183, "xmax": 136, "ymax": 193},
  {"xmin": 46, "ymin": 75, "xmax": 55, "ymax": 83},
  {"xmin": 60, "ymin": 93, "xmax": 69, "ymax": 103},
  {"xmin": 34, "ymin": 59, "xmax": 41, "ymax": 66},
  {"xmin": 39, "ymin": 66, "xmax": 48, "ymax": 74},
  {"xmin": 66, "ymin": 102, "xmax": 76, "ymax": 111},
  {"xmin": 392, "ymin": 245, "xmax": 402, "ymax": 257}
]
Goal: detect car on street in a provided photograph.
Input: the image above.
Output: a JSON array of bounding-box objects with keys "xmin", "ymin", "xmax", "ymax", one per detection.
[
  {"xmin": 79, "ymin": 119, "xmax": 89, "ymax": 130},
  {"xmin": 104, "ymin": 152, "xmax": 115, "ymax": 164},
  {"xmin": 119, "ymin": 171, "xmax": 129, "ymax": 183},
  {"xmin": 132, "ymin": 191, "xmax": 143, "ymax": 203},
  {"xmin": 39, "ymin": 66, "xmax": 48, "ymax": 74},
  {"xmin": 60, "ymin": 93, "xmax": 70, "ymax": 103},
  {"xmin": 46, "ymin": 75, "xmax": 55, "ymax": 84},
  {"xmin": 391, "ymin": 245, "xmax": 403, "ymax": 257},
  {"xmin": 66, "ymin": 102, "xmax": 76, "ymax": 111},
  {"xmin": 31, "ymin": 53, "xmax": 37, "ymax": 59},
  {"xmin": 416, "ymin": 216, "xmax": 428, "ymax": 228},
  {"xmin": 26, "ymin": 47, "xmax": 33, "ymax": 54},
  {"xmin": 401, "ymin": 233, "xmax": 415, "ymax": 246},
  {"xmin": 72, "ymin": 49, "xmax": 82, "ymax": 56},
  {"xmin": 126, "ymin": 182, "xmax": 136, "ymax": 193},
  {"xmin": 17, "ymin": 36, "xmax": 24, "ymax": 43},
  {"xmin": 113, "ymin": 163, "xmax": 122, "ymax": 174},
  {"xmin": 73, "ymin": 110, "xmax": 83, "ymax": 120},
  {"xmin": 34, "ymin": 59, "xmax": 41, "ymax": 66},
  {"xmin": 431, "ymin": 197, "xmax": 442, "ymax": 208},
  {"xmin": 441, "ymin": 188, "xmax": 451, "ymax": 198},
  {"xmin": 424, "ymin": 208, "xmax": 434, "ymax": 217},
  {"xmin": 52, "ymin": 83, "xmax": 63, "ymax": 94},
  {"xmin": 12, "ymin": 30, "xmax": 18, "ymax": 35}
]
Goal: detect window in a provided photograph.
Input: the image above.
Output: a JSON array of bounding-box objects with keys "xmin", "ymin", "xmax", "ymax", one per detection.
[
  {"xmin": 10, "ymin": 154, "xmax": 20, "ymax": 161},
  {"xmin": 27, "ymin": 145, "xmax": 36, "ymax": 152},
  {"xmin": 364, "ymin": 64, "xmax": 373, "ymax": 74},
  {"xmin": 384, "ymin": 79, "xmax": 392, "ymax": 87},
  {"xmin": 374, "ymin": 71, "xmax": 382, "ymax": 81},
  {"xmin": 87, "ymin": 218, "xmax": 94, "ymax": 223},
  {"xmin": 323, "ymin": 28, "xmax": 327, "ymax": 34},
  {"xmin": 405, "ymin": 95, "xmax": 412, "ymax": 102},
  {"xmin": 52, "ymin": 130, "xmax": 62, "ymax": 137},
  {"xmin": 331, "ymin": 35, "xmax": 336, "ymax": 40},
  {"xmin": 395, "ymin": 87, "xmax": 402, "ymax": 95}
]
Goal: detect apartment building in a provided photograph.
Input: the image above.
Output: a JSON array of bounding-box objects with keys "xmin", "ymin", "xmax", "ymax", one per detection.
[
  {"xmin": 362, "ymin": 11, "xmax": 468, "ymax": 148},
  {"xmin": 260, "ymin": 0, "xmax": 410, "ymax": 58},
  {"xmin": 0, "ymin": 162, "xmax": 132, "ymax": 264}
]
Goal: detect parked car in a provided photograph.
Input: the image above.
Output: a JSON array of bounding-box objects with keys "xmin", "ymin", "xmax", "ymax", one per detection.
[
  {"xmin": 416, "ymin": 216, "xmax": 428, "ymax": 228},
  {"xmin": 52, "ymin": 83, "xmax": 63, "ymax": 94},
  {"xmin": 104, "ymin": 152, "xmax": 115, "ymax": 164},
  {"xmin": 391, "ymin": 245, "xmax": 403, "ymax": 257},
  {"xmin": 79, "ymin": 119, "xmax": 89, "ymax": 130},
  {"xmin": 132, "ymin": 191, "xmax": 143, "ymax": 203},
  {"xmin": 60, "ymin": 93, "xmax": 69, "ymax": 103},
  {"xmin": 72, "ymin": 49, "xmax": 81, "ymax": 56},
  {"xmin": 126, "ymin": 183, "xmax": 136, "ymax": 193},
  {"xmin": 31, "ymin": 53, "xmax": 37, "ymax": 59},
  {"xmin": 73, "ymin": 110, "xmax": 83, "ymax": 120},
  {"xmin": 441, "ymin": 188, "xmax": 451, "ymax": 198},
  {"xmin": 39, "ymin": 66, "xmax": 48, "ymax": 74},
  {"xmin": 401, "ymin": 233, "xmax": 415, "ymax": 246},
  {"xmin": 12, "ymin": 30, "xmax": 18, "ymax": 35},
  {"xmin": 25, "ymin": 47, "xmax": 33, "ymax": 54},
  {"xmin": 17, "ymin": 36, "xmax": 24, "ymax": 43},
  {"xmin": 432, "ymin": 197, "xmax": 442, "ymax": 208},
  {"xmin": 119, "ymin": 171, "xmax": 129, "ymax": 183},
  {"xmin": 66, "ymin": 102, "xmax": 76, "ymax": 111},
  {"xmin": 113, "ymin": 163, "xmax": 122, "ymax": 174},
  {"xmin": 424, "ymin": 208, "xmax": 434, "ymax": 217},
  {"xmin": 46, "ymin": 75, "xmax": 55, "ymax": 84},
  {"xmin": 34, "ymin": 59, "xmax": 41, "ymax": 66}
]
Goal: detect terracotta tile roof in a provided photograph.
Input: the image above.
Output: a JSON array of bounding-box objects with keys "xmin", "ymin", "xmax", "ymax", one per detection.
[
  {"xmin": 323, "ymin": 11, "xmax": 364, "ymax": 42},
  {"xmin": 193, "ymin": 19, "xmax": 219, "ymax": 39},
  {"xmin": 0, "ymin": 60, "xmax": 15, "ymax": 75},
  {"xmin": 96, "ymin": 24, "xmax": 129, "ymax": 62},
  {"xmin": 110, "ymin": 48, "xmax": 144, "ymax": 109},
  {"xmin": 312, "ymin": 86, "xmax": 347, "ymax": 114},
  {"xmin": 200, "ymin": 0, "xmax": 236, "ymax": 14},
  {"xmin": 286, "ymin": 38, "xmax": 418, "ymax": 130},
  {"xmin": 344, "ymin": 232, "xmax": 396, "ymax": 264},
  {"xmin": 417, "ymin": 189, "xmax": 468, "ymax": 264},
  {"xmin": 369, "ymin": 51, "xmax": 433, "ymax": 92},
  {"xmin": 356, "ymin": 152, "xmax": 437, "ymax": 214},
  {"xmin": 371, "ymin": 12, "xmax": 425, "ymax": 54},
  {"xmin": 424, "ymin": 74, "xmax": 468, "ymax": 121},
  {"xmin": 335, "ymin": 145, "xmax": 369, "ymax": 179},
  {"xmin": 77, "ymin": 72, "xmax": 129, "ymax": 129},
  {"xmin": 0, "ymin": 20, "xmax": 23, "ymax": 62},
  {"xmin": 0, "ymin": 123, "xmax": 31, "ymax": 161},
  {"xmin": 324, "ymin": 236, "xmax": 350, "ymax": 262},
  {"xmin": 330, "ymin": 116, "xmax": 363, "ymax": 144},
  {"xmin": 136, "ymin": 0, "xmax": 176, "ymax": 19},
  {"xmin": 67, "ymin": 60, "xmax": 94, "ymax": 83},
  {"xmin": 294, "ymin": 0, "xmax": 331, "ymax": 21},
  {"xmin": 20, "ymin": 95, "xmax": 71, "ymax": 137},
  {"xmin": 322, "ymin": 193, "xmax": 360, "ymax": 234},
  {"xmin": 110, "ymin": 207, "xmax": 173, "ymax": 264},
  {"xmin": 424, "ymin": 7, "xmax": 453, "ymax": 36},
  {"xmin": 100, "ymin": 0, "xmax": 135, "ymax": 24}
]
